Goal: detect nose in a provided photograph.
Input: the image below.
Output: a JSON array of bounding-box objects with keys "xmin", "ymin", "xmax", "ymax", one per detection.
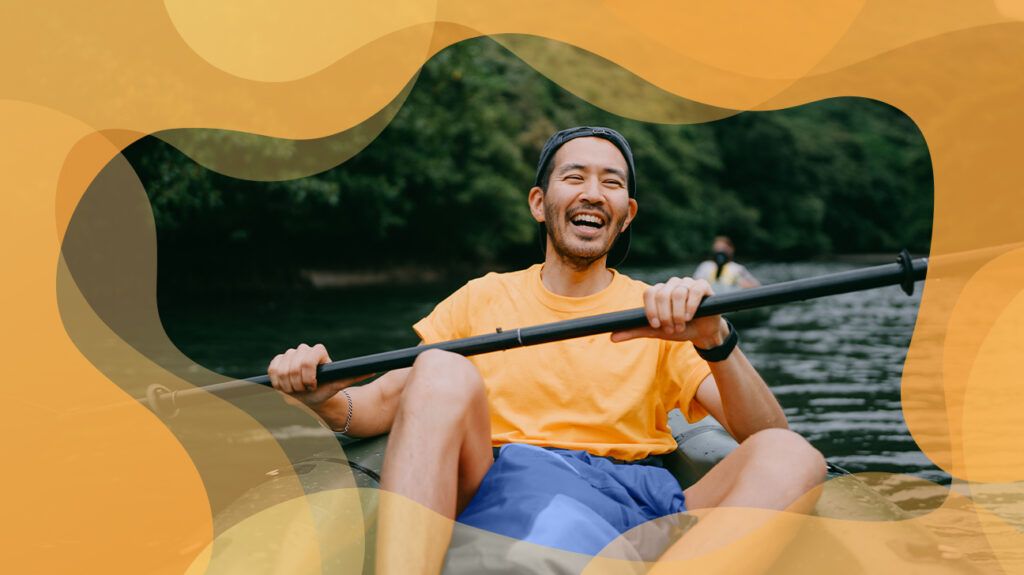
[{"xmin": 579, "ymin": 177, "xmax": 604, "ymax": 203}]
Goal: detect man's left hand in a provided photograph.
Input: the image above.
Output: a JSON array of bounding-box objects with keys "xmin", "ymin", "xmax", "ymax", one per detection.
[{"xmin": 610, "ymin": 277, "xmax": 728, "ymax": 348}]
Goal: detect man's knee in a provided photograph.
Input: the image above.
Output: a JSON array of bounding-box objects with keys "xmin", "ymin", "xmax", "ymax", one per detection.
[
  {"xmin": 400, "ymin": 349, "xmax": 485, "ymax": 414},
  {"xmin": 746, "ymin": 428, "xmax": 826, "ymax": 489}
]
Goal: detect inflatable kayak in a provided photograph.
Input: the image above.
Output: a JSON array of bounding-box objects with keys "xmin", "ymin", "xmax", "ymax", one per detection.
[
  {"xmin": 334, "ymin": 411, "xmax": 902, "ymax": 517},
  {"xmin": 210, "ymin": 413, "xmax": 932, "ymax": 574}
]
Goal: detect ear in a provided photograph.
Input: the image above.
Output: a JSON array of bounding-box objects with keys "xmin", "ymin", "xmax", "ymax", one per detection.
[
  {"xmin": 621, "ymin": 198, "xmax": 638, "ymax": 232},
  {"xmin": 528, "ymin": 186, "xmax": 546, "ymax": 223}
]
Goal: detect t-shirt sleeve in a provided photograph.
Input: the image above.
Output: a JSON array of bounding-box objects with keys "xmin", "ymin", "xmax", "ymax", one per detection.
[
  {"xmin": 412, "ymin": 282, "xmax": 474, "ymax": 344},
  {"xmin": 662, "ymin": 341, "xmax": 712, "ymax": 423}
]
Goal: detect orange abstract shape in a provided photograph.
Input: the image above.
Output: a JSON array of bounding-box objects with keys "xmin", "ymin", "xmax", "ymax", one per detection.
[
  {"xmin": 494, "ymin": 35, "xmax": 738, "ymax": 125},
  {"xmin": 3, "ymin": 0, "xmax": 1024, "ymax": 572},
  {"xmin": 163, "ymin": 0, "xmax": 439, "ymax": 82},
  {"xmin": 958, "ymin": 251, "xmax": 1024, "ymax": 483},
  {"xmin": 0, "ymin": 102, "xmax": 213, "ymax": 573},
  {"xmin": 186, "ymin": 488, "xmax": 368, "ymax": 574},
  {"xmin": 604, "ymin": 0, "xmax": 867, "ymax": 80},
  {"xmin": 155, "ymin": 74, "xmax": 417, "ymax": 181}
]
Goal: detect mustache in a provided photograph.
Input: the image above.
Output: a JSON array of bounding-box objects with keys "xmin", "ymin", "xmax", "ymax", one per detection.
[{"xmin": 565, "ymin": 205, "xmax": 612, "ymax": 223}]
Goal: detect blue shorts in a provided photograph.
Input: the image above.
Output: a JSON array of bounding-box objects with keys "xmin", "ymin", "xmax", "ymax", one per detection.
[{"xmin": 455, "ymin": 443, "xmax": 687, "ymax": 556}]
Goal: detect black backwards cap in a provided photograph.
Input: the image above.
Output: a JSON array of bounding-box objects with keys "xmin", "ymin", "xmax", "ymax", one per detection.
[{"xmin": 533, "ymin": 126, "xmax": 637, "ymax": 268}]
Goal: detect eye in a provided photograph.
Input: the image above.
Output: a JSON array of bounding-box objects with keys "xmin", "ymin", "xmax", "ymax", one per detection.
[
  {"xmin": 564, "ymin": 174, "xmax": 584, "ymax": 182},
  {"xmin": 603, "ymin": 179, "xmax": 624, "ymax": 188}
]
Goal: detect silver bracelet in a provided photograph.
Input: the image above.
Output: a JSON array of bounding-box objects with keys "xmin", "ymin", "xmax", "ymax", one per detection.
[{"xmin": 340, "ymin": 389, "xmax": 354, "ymax": 435}]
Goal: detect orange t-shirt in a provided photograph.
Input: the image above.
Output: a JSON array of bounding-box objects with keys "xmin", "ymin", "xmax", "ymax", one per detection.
[{"xmin": 413, "ymin": 264, "xmax": 711, "ymax": 460}]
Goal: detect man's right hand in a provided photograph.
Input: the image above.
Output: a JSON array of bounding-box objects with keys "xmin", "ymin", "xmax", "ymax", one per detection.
[{"xmin": 267, "ymin": 343, "xmax": 370, "ymax": 411}]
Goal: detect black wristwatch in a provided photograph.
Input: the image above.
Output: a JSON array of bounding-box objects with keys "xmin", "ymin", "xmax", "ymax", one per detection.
[{"xmin": 693, "ymin": 318, "xmax": 739, "ymax": 362}]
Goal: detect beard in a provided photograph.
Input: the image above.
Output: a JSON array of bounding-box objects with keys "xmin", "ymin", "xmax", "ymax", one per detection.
[{"xmin": 543, "ymin": 200, "xmax": 627, "ymax": 271}]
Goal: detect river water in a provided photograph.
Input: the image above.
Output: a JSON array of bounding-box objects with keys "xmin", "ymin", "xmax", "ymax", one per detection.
[{"xmin": 161, "ymin": 261, "xmax": 947, "ymax": 485}]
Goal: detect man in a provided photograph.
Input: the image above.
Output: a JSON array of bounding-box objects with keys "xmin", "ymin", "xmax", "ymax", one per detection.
[
  {"xmin": 267, "ymin": 127, "xmax": 824, "ymax": 573},
  {"xmin": 694, "ymin": 235, "xmax": 761, "ymax": 288}
]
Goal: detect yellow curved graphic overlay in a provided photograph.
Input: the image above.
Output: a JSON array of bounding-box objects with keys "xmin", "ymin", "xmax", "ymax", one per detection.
[
  {"xmin": 3, "ymin": 0, "xmax": 1024, "ymax": 573},
  {"xmin": 163, "ymin": 0, "xmax": 439, "ymax": 83}
]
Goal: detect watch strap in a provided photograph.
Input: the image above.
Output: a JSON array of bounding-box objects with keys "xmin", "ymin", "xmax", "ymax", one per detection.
[{"xmin": 693, "ymin": 318, "xmax": 739, "ymax": 362}]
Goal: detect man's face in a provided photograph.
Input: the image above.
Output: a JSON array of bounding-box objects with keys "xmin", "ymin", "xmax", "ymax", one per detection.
[{"xmin": 529, "ymin": 137, "xmax": 638, "ymax": 268}]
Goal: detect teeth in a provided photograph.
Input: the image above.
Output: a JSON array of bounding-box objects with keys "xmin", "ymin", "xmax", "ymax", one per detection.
[{"xmin": 572, "ymin": 214, "xmax": 604, "ymax": 226}]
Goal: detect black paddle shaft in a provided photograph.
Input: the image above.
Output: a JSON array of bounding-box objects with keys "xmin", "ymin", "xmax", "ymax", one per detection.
[{"xmin": 147, "ymin": 252, "xmax": 926, "ymax": 411}]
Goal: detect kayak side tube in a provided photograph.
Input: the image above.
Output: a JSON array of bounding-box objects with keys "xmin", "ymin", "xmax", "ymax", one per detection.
[{"xmin": 236, "ymin": 418, "xmax": 907, "ymax": 524}]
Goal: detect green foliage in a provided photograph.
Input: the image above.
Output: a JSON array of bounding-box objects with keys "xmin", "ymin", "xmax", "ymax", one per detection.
[{"xmin": 124, "ymin": 37, "xmax": 933, "ymax": 280}]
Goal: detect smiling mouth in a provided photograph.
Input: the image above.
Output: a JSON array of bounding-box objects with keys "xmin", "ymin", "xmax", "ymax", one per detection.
[{"xmin": 569, "ymin": 212, "xmax": 607, "ymax": 231}]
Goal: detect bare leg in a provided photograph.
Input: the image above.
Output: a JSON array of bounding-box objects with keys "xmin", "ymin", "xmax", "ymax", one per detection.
[
  {"xmin": 376, "ymin": 349, "xmax": 493, "ymax": 575},
  {"xmin": 650, "ymin": 429, "xmax": 825, "ymax": 572}
]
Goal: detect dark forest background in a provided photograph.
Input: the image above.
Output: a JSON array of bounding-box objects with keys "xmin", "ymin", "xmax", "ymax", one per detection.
[{"xmin": 123, "ymin": 37, "xmax": 933, "ymax": 289}]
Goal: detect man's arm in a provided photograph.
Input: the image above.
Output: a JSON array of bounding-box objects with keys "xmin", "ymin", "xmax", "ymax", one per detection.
[
  {"xmin": 611, "ymin": 277, "xmax": 785, "ymax": 442},
  {"xmin": 691, "ymin": 328, "xmax": 786, "ymax": 442},
  {"xmin": 312, "ymin": 368, "xmax": 411, "ymax": 436},
  {"xmin": 267, "ymin": 343, "xmax": 412, "ymax": 437}
]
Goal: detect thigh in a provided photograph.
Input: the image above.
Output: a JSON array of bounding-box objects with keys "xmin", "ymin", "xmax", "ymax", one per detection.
[
  {"xmin": 681, "ymin": 436, "xmax": 760, "ymax": 510},
  {"xmin": 682, "ymin": 428, "xmax": 822, "ymax": 511},
  {"xmin": 385, "ymin": 349, "xmax": 493, "ymax": 516},
  {"xmin": 455, "ymin": 389, "xmax": 494, "ymax": 513}
]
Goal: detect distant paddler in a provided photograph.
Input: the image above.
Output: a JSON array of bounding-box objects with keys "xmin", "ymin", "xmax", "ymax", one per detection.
[{"xmin": 694, "ymin": 235, "xmax": 761, "ymax": 289}]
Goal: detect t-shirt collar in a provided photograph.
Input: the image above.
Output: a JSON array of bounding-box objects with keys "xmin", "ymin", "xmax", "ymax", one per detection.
[{"xmin": 529, "ymin": 263, "xmax": 626, "ymax": 313}]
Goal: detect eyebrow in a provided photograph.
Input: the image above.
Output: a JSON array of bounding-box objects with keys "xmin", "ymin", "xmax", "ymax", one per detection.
[
  {"xmin": 603, "ymin": 167, "xmax": 627, "ymax": 180},
  {"xmin": 555, "ymin": 163, "xmax": 628, "ymax": 180}
]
